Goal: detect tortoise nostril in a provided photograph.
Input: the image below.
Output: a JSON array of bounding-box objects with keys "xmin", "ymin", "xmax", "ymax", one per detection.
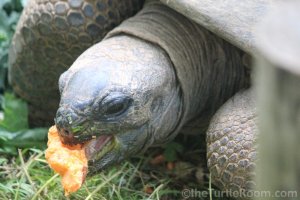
[
  {"xmin": 64, "ymin": 129, "xmax": 70, "ymax": 135},
  {"xmin": 57, "ymin": 127, "xmax": 77, "ymax": 145},
  {"xmin": 60, "ymin": 128, "xmax": 72, "ymax": 136},
  {"xmin": 55, "ymin": 108, "xmax": 84, "ymax": 144}
]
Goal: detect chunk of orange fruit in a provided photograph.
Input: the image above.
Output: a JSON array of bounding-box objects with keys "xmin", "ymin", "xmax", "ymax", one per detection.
[{"xmin": 45, "ymin": 126, "xmax": 88, "ymax": 196}]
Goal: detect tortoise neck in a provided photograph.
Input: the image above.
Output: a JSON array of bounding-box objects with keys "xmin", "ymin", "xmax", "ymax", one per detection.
[{"xmin": 106, "ymin": 0, "xmax": 248, "ymax": 132}]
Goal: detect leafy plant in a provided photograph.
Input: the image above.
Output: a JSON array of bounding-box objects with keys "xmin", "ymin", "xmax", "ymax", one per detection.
[
  {"xmin": 0, "ymin": 93, "xmax": 28, "ymax": 131},
  {"xmin": 0, "ymin": 0, "xmax": 48, "ymax": 156},
  {"xmin": 0, "ymin": 0, "xmax": 23, "ymax": 91},
  {"xmin": 0, "ymin": 93, "xmax": 47, "ymax": 155}
]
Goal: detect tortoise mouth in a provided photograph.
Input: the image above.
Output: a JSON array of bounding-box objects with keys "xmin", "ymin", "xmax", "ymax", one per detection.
[{"xmin": 85, "ymin": 135, "xmax": 115, "ymax": 160}]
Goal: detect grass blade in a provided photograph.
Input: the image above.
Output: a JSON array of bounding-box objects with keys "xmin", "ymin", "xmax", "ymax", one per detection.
[
  {"xmin": 18, "ymin": 149, "xmax": 36, "ymax": 192},
  {"xmin": 31, "ymin": 173, "xmax": 59, "ymax": 200},
  {"xmin": 85, "ymin": 171, "xmax": 122, "ymax": 200}
]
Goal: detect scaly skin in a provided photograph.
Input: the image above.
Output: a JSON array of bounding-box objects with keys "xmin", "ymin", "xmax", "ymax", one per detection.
[
  {"xmin": 9, "ymin": 0, "xmax": 143, "ymax": 126},
  {"xmin": 207, "ymin": 89, "xmax": 258, "ymax": 197},
  {"xmin": 10, "ymin": 0, "xmax": 258, "ymax": 196}
]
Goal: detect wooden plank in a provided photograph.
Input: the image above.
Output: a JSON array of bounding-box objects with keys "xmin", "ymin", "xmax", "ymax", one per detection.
[
  {"xmin": 255, "ymin": 2, "xmax": 300, "ymax": 199},
  {"xmin": 160, "ymin": 0, "xmax": 277, "ymax": 54}
]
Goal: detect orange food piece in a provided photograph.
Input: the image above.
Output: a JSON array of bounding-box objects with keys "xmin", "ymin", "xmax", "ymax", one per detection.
[{"xmin": 45, "ymin": 126, "xmax": 88, "ymax": 196}]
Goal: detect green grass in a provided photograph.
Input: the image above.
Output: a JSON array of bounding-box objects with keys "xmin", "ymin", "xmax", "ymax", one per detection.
[
  {"xmin": 0, "ymin": 132, "xmax": 233, "ymax": 200},
  {"xmin": 0, "ymin": 145, "xmax": 215, "ymax": 200},
  {"xmin": 1, "ymin": 148, "xmax": 175, "ymax": 200}
]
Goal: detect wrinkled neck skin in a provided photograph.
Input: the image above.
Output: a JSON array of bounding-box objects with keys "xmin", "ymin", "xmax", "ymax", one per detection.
[
  {"xmin": 106, "ymin": 0, "xmax": 248, "ymax": 135},
  {"xmin": 57, "ymin": 35, "xmax": 183, "ymax": 172}
]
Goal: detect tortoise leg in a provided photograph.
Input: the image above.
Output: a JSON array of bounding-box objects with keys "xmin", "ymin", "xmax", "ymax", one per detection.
[
  {"xmin": 9, "ymin": 0, "xmax": 144, "ymax": 126},
  {"xmin": 206, "ymin": 89, "xmax": 258, "ymax": 195}
]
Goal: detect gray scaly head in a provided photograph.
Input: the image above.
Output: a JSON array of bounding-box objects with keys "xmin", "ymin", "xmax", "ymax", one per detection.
[{"xmin": 56, "ymin": 35, "xmax": 183, "ymax": 174}]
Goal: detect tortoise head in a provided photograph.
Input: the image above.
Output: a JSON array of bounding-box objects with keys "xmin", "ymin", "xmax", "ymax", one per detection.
[{"xmin": 55, "ymin": 36, "xmax": 183, "ymax": 174}]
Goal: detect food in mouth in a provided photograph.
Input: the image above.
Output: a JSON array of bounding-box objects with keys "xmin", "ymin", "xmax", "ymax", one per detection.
[
  {"xmin": 45, "ymin": 125, "xmax": 116, "ymax": 195},
  {"xmin": 45, "ymin": 126, "xmax": 88, "ymax": 196}
]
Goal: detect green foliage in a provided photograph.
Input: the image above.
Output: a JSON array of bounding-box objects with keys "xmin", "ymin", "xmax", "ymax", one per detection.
[
  {"xmin": 0, "ymin": 0, "xmax": 47, "ymax": 156},
  {"xmin": 0, "ymin": 128, "xmax": 47, "ymax": 155},
  {"xmin": 0, "ymin": 0, "xmax": 23, "ymax": 91},
  {"xmin": 0, "ymin": 93, "xmax": 47, "ymax": 155},
  {"xmin": 0, "ymin": 93, "xmax": 28, "ymax": 131}
]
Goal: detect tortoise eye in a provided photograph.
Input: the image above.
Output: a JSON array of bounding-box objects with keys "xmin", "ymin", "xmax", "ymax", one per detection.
[
  {"xmin": 105, "ymin": 98, "xmax": 131, "ymax": 116},
  {"xmin": 100, "ymin": 93, "xmax": 132, "ymax": 119}
]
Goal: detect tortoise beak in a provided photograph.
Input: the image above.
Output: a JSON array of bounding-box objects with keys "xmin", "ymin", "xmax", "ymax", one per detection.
[{"xmin": 55, "ymin": 107, "xmax": 89, "ymax": 144}]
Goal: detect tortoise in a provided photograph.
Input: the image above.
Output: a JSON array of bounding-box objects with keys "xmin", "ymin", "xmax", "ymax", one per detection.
[{"xmin": 8, "ymin": 0, "xmax": 274, "ymax": 195}]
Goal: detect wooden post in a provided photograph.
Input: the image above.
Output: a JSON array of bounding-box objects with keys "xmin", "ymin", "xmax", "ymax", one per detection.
[{"xmin": 255, "ymin": 2, "xmax": 300, "ymax": 199}]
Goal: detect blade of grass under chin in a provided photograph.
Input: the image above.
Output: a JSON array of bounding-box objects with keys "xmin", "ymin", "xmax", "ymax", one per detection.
[
  {"xmin": 30, "ymin": 173, "xmax": 59, "ymax": 200},
  {"xmin": 111, "ymin": 162, "xmax": 141, "ymax": 199},
  {"xmin": 95, "ymin": 163, "xmax": 129, "ymax": 197},
  {"xmin": 85, "ymin": 171, "xmax": 122, "ymax": 200},
  {"xmin": 125, "ymin": 160, "xmax": 143, "ymax": 189},
  {"xmin": 100, "ymin": 175, "xmax": 120, "ymax": 199},
  {"xmin": 104, "ymin": 162, "xmax": 131, "ymax": 181}
]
